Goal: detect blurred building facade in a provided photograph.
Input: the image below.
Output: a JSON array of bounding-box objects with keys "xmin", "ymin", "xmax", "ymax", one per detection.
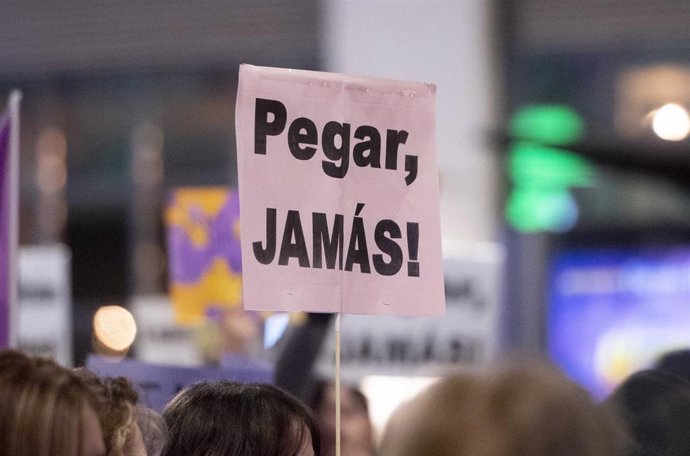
[
  {"xmin": 0, "ymin": 0, "xmax": 321, "ymax": 362},
  {"xmin": 2, "ymin": 0, "xmax": 690, "ymax": 374}
]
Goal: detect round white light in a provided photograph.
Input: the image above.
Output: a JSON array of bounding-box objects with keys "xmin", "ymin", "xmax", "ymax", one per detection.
[
  {"xmin": 93, "ymin": 305, "xmax": 137, "ymax": 351},
  {"xmin": 652, "ymin": 103, "xmax": 690, "ymax": 141}
]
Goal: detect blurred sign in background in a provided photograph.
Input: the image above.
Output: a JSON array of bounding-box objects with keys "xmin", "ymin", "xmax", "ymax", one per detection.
[
  {"xmin": 1, "ymin": 1, "xmax": 690, "ymax": 425},
  {"xmin": 18, "ymin": 244, "xmax": 72, "ymax": 365}
]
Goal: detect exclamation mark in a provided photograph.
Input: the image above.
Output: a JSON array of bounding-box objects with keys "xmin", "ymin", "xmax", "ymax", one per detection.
[{"xmin": 407, "ymin": 222, "xmax": 419, "ymax": 277}]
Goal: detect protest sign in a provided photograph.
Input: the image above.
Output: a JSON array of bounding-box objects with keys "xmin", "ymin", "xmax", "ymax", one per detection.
[
  {"xmin": 130, "ymin": 294, "xmax": 202, "ymax": 366},
  {"xmin": 314, "ymin": 243, "xmax": 504, "ymax": 380},
  {"xmin": 18, "ymin": 244, "xmax": 72, "ymax": 365},
  {"xmin": 235, "ymin": 65, "xmax": 444, "ymax": 316},
  {"xmin": 87, "ymin": 354, "xmax": 273, "ymax": 411},
  {"xmin": 165, "ymin": 187, "xmax": 242, "ymax": 324},
  {"xmin": 0, "ymin": 91, "xmax": 20, "ymax": 348}
]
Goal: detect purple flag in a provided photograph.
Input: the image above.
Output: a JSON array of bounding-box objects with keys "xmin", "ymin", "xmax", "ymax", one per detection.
[
  {"xmin": 0, "ymin": 113, "xmax": 11, "ymax": 348},
  {"xmin": 0, "ymin": 91, "xmax": 20, "ymax": 349}
]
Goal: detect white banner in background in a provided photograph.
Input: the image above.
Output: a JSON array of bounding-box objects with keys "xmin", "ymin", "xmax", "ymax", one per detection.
[
  {"xmin": 130, "ymin": 294, "xmax": 202, "ymax": 366},
  {"xmin": 315, "ymin": 243, "xmax": 504, "ymax": 380},
  {"xmin": 18, "ymin": 244, "xmax": 72, "ymax": 366}
]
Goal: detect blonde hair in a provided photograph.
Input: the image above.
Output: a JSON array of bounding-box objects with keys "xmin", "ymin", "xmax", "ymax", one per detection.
[
  {"xmin": 73, "ymin": 370, "xmax": 140, "ymax": 456},
  {"xmin": 0, "ymin": 350, "xmax": 100, "ymax": 456},
  {"xmin": 381, "ymin": 362, "xmax": 627, "ymax": 456}
]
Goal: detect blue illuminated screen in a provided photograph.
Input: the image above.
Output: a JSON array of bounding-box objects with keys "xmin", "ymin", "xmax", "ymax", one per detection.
[{"xmin": 548, "ymin": 246, "xmax": 690, "ymax": 399}]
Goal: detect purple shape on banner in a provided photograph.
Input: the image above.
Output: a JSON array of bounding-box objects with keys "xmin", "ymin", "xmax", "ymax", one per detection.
[
  {"xmin": 213, "ymin": 191, "xmax": 242, "ymax": 272},
  {"xmin": 0, "ymin": 116, "xmax": 11, "ymax": 348},
  {"xmin": 168, "ymin": 190, "xmax": 242, "ymax": 283},
  {"xmin": 86, "ymin": 355, "xmax": 273, "ymax": 411}
]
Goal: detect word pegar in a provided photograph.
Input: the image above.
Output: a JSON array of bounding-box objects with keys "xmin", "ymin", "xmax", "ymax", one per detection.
[{"xmin": 254, "ymin": 98, "xmax": 419, "ymax": 186}]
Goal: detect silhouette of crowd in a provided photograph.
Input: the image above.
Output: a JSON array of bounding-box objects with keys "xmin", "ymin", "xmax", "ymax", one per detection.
[{"xmin": 2, "ymin": 348, "xmax": 690, "ymax": 456}]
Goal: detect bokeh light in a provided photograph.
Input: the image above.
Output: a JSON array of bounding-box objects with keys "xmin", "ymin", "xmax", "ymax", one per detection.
[
  {"xmin": 651, "ymin": 103, "xmax": 690, "ymax": 141},
  {"xmin": 93, "ymin": 305, "xmax": 138, "ymax": 352}
]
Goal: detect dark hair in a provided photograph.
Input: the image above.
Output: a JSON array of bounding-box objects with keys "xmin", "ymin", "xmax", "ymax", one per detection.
[
  {"xmin": 606, "ymin": 368, "xmax": 690, "ymax": 456},
  {"xmin": 161, "ymin": 381, "xmax": 319, "ymax": 456},
  {"xmin": 656, "ymin": 349, "xmax": 690, "ymax": 383},
  {"xmin": 308, "ymin": 379, "xmax": 369, "ymax": 414}
]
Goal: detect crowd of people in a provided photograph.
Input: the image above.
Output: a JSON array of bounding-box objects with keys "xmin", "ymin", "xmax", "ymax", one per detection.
[{"xmin": 1, "ymin": 348, "xmax": 689, "ymax": 456}]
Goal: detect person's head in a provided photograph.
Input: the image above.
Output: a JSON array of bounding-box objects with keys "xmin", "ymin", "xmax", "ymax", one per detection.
[
  {"xmin": 136, "ymin": 406, "xmax": 167, "ymax": 456},
  {"xmin": 605, "ymin": 368, "xmax": 690, "ymax": 456},
  {"xmin": 73, "ymin": 370, "xmax": 148, "ymax": 456},
  {"xmin": 0, "ymin": 349, "xmax": 106, "ymax": 456},
  {"xmin": 656, "ymin": 349, "xmax": 690, "ymax": 383},
  {"xmin": 309, "ymin": 379, "xmax": 373, "ymax": 456},
  {"xmin": 161, "ymin": 381, "xmax": 319, "ymax": 456},
  {"xmin": 381, "ymin": 362, "xmax": 626, "ymax": 456}
]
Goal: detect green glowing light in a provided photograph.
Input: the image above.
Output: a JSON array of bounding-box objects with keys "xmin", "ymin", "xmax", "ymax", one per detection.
[
  {"xmin": 509, "ymin": 142, "xmax": 592, "ymax": 187},
  {"xmin": 506, "ymin": 104, "xmax": 591, "ymax": 233},
  {"xmin": 506, "ymin": 187, "xmax": 579, "ymax": 233},
  {"xmin": 510, "ymin": 105, "xmax": 584, "ymax": 145}
]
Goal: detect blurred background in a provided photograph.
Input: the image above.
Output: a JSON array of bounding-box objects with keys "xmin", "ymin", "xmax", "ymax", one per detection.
[{"xmin": 3, "ymin": 0, "xmax": 690, "ymax": 436}]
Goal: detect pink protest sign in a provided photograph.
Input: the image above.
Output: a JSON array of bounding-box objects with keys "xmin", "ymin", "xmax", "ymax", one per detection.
[{"xmin": 235, "ymin": 65, "xmax": 444, "ymax": 316}]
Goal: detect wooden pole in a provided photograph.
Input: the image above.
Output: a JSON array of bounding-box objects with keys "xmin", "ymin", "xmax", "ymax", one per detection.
[{"xmin": 335, "ymin": 312, "xmax": 341, "ymax": 456}]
